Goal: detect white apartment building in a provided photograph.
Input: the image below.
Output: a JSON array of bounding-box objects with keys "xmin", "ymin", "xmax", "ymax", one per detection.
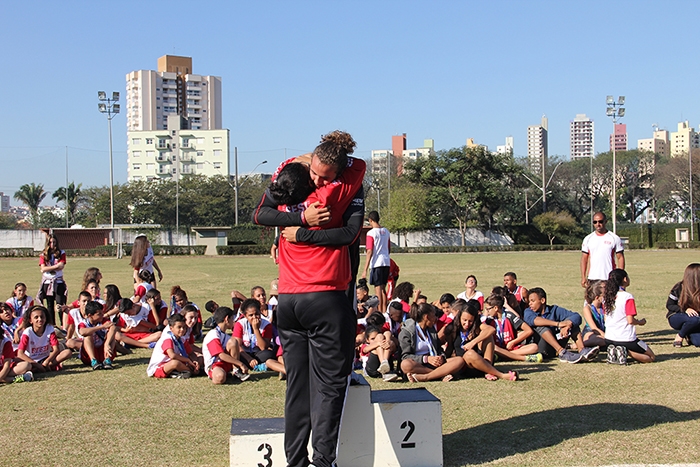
[
  {"xmin": 496, "ymin": 136, "xmax": 514, "ymax": 155},
  {"xmin": 127, "ymin": 116, "xmax": 230, "ymax": 182},
  {"xmin": 0, "ymin": 192, "xmax": 9, "ymax": 212},
  {"xmin": 372, "ymin": 139, "xmax": 435, "ymax": 178},
  {"xmin": 670, "ymin": 121, "xmax": 699, "ymax": 157},
  {"xmin": 527, "ymin": 115, "xmax": 548, "ymax": 173},
  {"xmin": 637, "ymin": 129, "xmax": 670, "ymax": 157},
  {"xmin": 126, "ymin": 55, "xmax": 222, "ymax": 132},
  {"xmin": 570, "ymin": 114, "xmax": 594, "ymax": 159}
]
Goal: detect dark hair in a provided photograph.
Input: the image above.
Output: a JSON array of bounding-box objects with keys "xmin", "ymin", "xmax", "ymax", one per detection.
[
  {"xmin": 25, "ymin": 305, "xmax": 48, "ymax": 327},
  {"xmin": 137, "ymin": 269, "xmax": 152, "ymax": 283},
  {"xmin": 439, "ymin": 293, "xmax": 455, "ymax": 306},
  {"xmin": 119, "ymin": 298, "xmax": 135, "ymax": 314},
  {"xmin": 365, "ymin": 311, "xmax": 386, "ymax": 327},
  {"xmin": 416, "ymin": 294, "xmax": 427, "ymax": 302},
  {"xmin": 171, "ymin": 286, "xmax": 188, "ymax": 302},
  {"xmin": 85, "ymin": 301, "xmax": 103, "ymax": 316},
  {"xmin": 168, "ymin": 313, "xmax": 186, "ymax": 326},
  {"xmin": 593, "ymin": 211, "xmax": 607, "ymax": 221},
  {"xmin": 0, "ymin": 302, "xmax": 12, "ymax": 316},
  {"xmin": 453, "ymin": 300, "xmax": 482, "ymax": 340},
  {"xmin": 270, "ymin": 162, "xmax": 315, "ymax": 206},
  {"xmin": 181, "ymin": 304, "xmax": 198, "ymax": 315},
  {"xmin": 13, "ymin": 282, "xmax": 27, "ymax": 294},
  {"xmin": 504, "ymin": 272, "xmax": 517, "ymax": 280},
  {"xmin": 491, "ymin": 286, "xmax": 506, "ymax": 297},
  {"xmin": 604, "ymin": 269, "xmax": 629, "ymax": 314},
  {"xmin": 145, "ymin": 289, "xmax": 161, "ymax": 301},
  {"xmin": 394, "ymin": 282, "xmax": 414, "ymax": 303},
  {"xmin": 241, "ymin": 298, "xmax": 261, "ymax": 314},
  {"xmin": 250, "ymin": 286, "xmax": 266, "ymax": 298},
  {"xmin": 364, "ymin": 324, "xmax": 382, "ymax": 339},
  {"xmin": 204, "ymin": 300, "xmax": 218, "ymax": 313},
  {"xmin": 388, "ymin": 301, "xmax": 403, "ymax": 312},
  {"xmin": 368, "ymin": 211, "xmax": 380, "ymax": 223},
  {"xmin": 212, "ymin": 306, "xmax": 236, "ymax": 324},
  {"xmin": 528, "ymin": 287, "xmax": 547, "ymax": 302},
  {"xmin": 79, "ymin": 290, "xmax": 92, "ymax": 300},
  {"xmin": 484, "ymin": 294, "xmax": 504, "ymax": 309},
  {"xmin": 409, "ymin": 303, "xmax": 436, "ymax": 322},
  {"xmin": 42, "ymin": 234, "xmax": 61, "ymax": 263},
  {"xmin": 357, "ymin": 282, "xmax": 369, "ymax": 294},
  {"xmin": 465, "ymin": 275, "xmax": 478, "ymax": 287},
  {"xmin": 104, "ymin": 285, "xmax": 122, "ymax": 311},
  {"xmin": 313, "ymin": 130, "xmax": 356, "ymax": 175}
]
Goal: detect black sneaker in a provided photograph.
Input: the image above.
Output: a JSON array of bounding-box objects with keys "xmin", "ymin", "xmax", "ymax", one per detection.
[
  {"xmin": 559, "ymin": 350, "xmax": 583, "ymax": 364},
  {"xmin": 580, "ymin": 346, "xmax": 600, "ymax": 362}
]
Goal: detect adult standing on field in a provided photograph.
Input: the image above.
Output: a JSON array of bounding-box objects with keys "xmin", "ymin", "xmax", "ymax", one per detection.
[
  {"xmin": 580, "ymin": 212, "xmax": 625, "ymax": 287},
  {"xmin": 362, "ymin": 210, "xmax": 391, "ymax": 314}
]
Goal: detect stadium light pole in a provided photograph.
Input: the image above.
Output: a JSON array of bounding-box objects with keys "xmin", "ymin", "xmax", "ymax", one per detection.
[
  {"xmin": 606, "ymin": 95, "xmax": 625, "ymax": 234},
  {"xmin": 235, "ymin": 160, "xmax": 267, "ymax": 225},
  {"xmin": 98, "ymin": 91, "xmax": 120, "ymax": 237}
]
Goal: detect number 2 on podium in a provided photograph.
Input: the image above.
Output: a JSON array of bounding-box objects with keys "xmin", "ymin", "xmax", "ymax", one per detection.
[{"xmin": 401, "ymin": 420, "xmax": 416, "ymax": 448}]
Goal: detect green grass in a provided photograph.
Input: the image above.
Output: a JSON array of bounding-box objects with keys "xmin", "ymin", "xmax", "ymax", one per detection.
[{"xmin": 1, "ymin": 251, "xmax": 700, "ymax": 466}]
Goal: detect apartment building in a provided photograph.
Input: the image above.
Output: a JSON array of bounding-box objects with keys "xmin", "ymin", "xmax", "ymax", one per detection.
[
  {"xmin": 637, "ymin": 129, "xmax": 670, "ymax": 157},
  {"xmin": 527, "ymin": 115, "xmax": 548, "ymax": 174},
  {"xmin": 609, "ymin": 123, "xmax": 627, "ymax": 152},
  {"xmin": 570, "ymin": 114, "xmax": 594, "ymax": 159},
  {"xmin": 670, "ymin": 121, "xmax": 699, "ymax": 157}
]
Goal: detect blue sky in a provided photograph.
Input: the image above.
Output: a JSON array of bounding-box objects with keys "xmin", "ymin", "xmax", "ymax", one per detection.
[{"xmin": 2, "ymin": 1, "xmax": 699, "ymax": 205}]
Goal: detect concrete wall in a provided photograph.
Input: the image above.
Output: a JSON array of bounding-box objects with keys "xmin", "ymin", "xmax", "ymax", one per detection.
[
  {"xmin": 0, "ymin": 229, "xmax": 195, "ymax": 250},
  {"xmin": 390, "ymin": 228, "xmax": 513, "ymax": 248}
]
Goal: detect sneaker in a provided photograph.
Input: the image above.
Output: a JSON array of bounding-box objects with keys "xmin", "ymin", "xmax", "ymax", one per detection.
[
  {"xmin": 102, "ymin": 359, "xmax": 114, "ymax": 370},
  {"xmin": 91, "ymin": 359, "xmax": 102, "ymax": 371},
  {"xmin": 253, "ymin": 363, "xmax": 268, "ymax": 372},
  {"xmin": 232, "ymin": 368, "xmax": 250, "ymax": 381},
  {"xmin": 607, "ymin": 345, "xmax": 617, "ymax": 364},
  {"xmin": 559, "ymin": 350, "xmax": 583, "ymax": 364},
  {"xmin": 580, "ymin": 346, "xmax": 600, "ymax": 362},
  {"xmin": 148, "ymin": 342, "xmax": 157, "ymax": 349},
  {"xmin": 615, "ymin": 346, "xmax": 628, "ymax": 365},
  {"xmin": 525, "ymin": 353, "xmax": 543, "ymax": 363},
  {"xmin": 170, "ymin": 371, "xmax": 191, "ymax": 379},
  {"xmin": 13, "ymin": 371, "xmax": 33, "ymax": 383},
  {"xmin": 378, "ymin": 359, "xmax": 391, "ymax": 375},
  {"xmin": 382, "ymin": 372, "xmax": 400, "ymax": 382}
]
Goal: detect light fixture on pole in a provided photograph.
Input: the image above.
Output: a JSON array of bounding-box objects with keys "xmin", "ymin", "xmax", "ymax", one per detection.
[
  {"xmin": 234, "ymin": 159, "xmax": 268, "ymax": 225},
  {"xmin": 98, "ymin": 91, "xmax": 120, "ymax": 238},
  {"xmin": 606, "ymin": 95, "xmax": 625, "ymax": 234}
]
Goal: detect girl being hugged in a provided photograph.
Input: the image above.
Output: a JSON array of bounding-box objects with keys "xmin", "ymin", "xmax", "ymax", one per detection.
[
  {"xmin": 17, "ymin": 305, "xmax": 72, "ymax": 374},
  {"xmin": 582, "ymin": 280, "xmax": 607, "ymax": 348},
  {"xmin": 666, "ymin": 263, "xmax": 700, "ymax": 347},
  {"xmin": 453, "ymin": 299, "xmax": 519, "ymax": 381},
  {"xmin": 130, "ymin": 235, "xmax": 163, "ymax": 287},
  {"xmin": 399, "ymin": 303, "xmax": 465, "ymax": 383},
  {"xmin": 6, "ymin": 283, "xmax": 34, "ymax": 318},
  {"xmin": 603, "ymin": 269, "xmax": 655, "ymax": 364},
  {"xmin": 37, "ymin": 234, "xmax": 67, "ymax": 326}
]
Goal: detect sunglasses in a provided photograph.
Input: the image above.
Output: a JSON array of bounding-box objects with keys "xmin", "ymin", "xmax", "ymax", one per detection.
[{"xmin": 592, "ymin": 220, "xmax": 605, "ymax": 225}]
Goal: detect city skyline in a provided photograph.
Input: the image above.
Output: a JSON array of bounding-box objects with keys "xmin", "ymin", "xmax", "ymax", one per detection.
[{"xmin": 2, "ymin": 1, "xmax": 700, "ymax": 206}]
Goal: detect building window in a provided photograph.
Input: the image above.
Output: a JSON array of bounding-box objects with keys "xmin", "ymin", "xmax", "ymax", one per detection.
[
  {"xmin": 133, "ymin": 176, "xmax": 142, "ymax": 181},
  {"xmin": 132, "ymin": 138, "xmax": 141, "ymax": 145},
  {"xmin": 146, "ymin": 138, "xmax": 153, "ymax": 145},
  {"xmin": 132, "ymin": 151, "xmax": 141, "ymax": 158},
  {"xmin": 213, "ymin": 149, "xmax": 222, "ymax": 157},
  {"xmin": 197, "ymin": 163, "xmax": 204, "ymax": 169},
  {"xmin": 197, "ymin": 138, "xmax": 204, "ymax": 145},
  {"xmin": 133, "ymin": 164, "xmax": 141, "ymax": 170},
  {"xmin": 197, "ymin": 151, "xmax": 204, "ymax": 157},
  {"xmin": 213, "ymin": 137, "xmax": 221, "ymax": 144},
  {"xmin": 214, "ymin": 162, "xmax": 222, "ymax": 169},
  {"xmin": 146, "ymin": 163, "xmax": 155, "ymax": 171}
]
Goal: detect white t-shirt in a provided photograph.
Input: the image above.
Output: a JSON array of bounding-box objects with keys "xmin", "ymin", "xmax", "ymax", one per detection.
[
  {"xmin": 604, "ymin": 290, "xmax": 637, "ymax": 342},
  {"xmin": 203, "ymin": 326, "xmax": 230, "ymax": 372},
  {"xmin": 582, "ymin": 231, "xmax": 624, "ymax": 281},
  {"xmin": 366, "ymin": 227, "xmax": 391, "ymax": 268}
]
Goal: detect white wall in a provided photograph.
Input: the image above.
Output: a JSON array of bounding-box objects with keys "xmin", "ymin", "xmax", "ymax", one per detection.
[{"xmin": 390, "ymin": 228, "xmax": 513, "ymax": 248}]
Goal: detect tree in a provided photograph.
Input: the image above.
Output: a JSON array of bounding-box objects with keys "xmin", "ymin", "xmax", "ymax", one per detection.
[
  {"xmin": 382, "ymin": 181, "xmax": 431, "ymax": 247},
  {"xmin": 14, "ymin": 183, "xmax": 46, "ymax": 227},
  {"xmin": 533, "ymin": 210, "xmax": 578, "ymax": 246},
  {"xmin": 52, "ymin": 182, "xmax": 83, "ymax": 227},
  {"xmin": 0, "ymin": 213, "xmax": 17, "ymax": 229},
  {"xmin": 81, "ymin": 184, "xmax": 132, "ymax": 226}
]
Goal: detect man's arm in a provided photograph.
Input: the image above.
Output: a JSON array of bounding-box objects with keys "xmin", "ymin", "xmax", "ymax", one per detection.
[
  {"xmin": 580, "ymin": 252, "xmax": 589, "ymax": 287},
  {"xmin": 616, "ymin": 251, "xmax": 625, "ymax": 270}
]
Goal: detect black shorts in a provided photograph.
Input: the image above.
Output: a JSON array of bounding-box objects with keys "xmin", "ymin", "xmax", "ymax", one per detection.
[
  {"xmin": 244, "ymin": 349, "xmax": 275, "ymax": 368},
  {"xmin": 605, "ymin": 339, "xmax": 648, "ymax": 354},
  {"xmin": 370, "ymin": 266, "xmax": 390, "ymax": 287}
]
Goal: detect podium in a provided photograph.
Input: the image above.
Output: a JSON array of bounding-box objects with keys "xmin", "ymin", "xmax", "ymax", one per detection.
[{"xmin": 230, "ymin": 375, "xmax": 442, "ymax": 467}]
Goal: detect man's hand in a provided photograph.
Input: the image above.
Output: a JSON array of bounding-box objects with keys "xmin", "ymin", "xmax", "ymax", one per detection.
[
  {"xmin": 281, "ymin": 227, "xmax": 300, "ymax": 243},
  {"xmin": 304, "ymin": 202, "xmax": 331, "ymax": 226}
]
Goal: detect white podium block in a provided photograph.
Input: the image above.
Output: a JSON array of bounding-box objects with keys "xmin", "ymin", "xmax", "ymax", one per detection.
[
  {"xmin": 231, "ymin": 376, "xmax": 442, "ymax": 467},
  {"xmin": 372, "ymin": 388, "xmax": 443, "ymax": 467}
]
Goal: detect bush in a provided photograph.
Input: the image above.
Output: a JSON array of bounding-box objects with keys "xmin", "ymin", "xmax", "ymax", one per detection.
[
  {"xmin": 227, "ymin": 224, "xmax": 277, "ymax": 246},
  {"xmin": 0, "ymin": 248, "xmax": 36, "ymax": 257},
  {"xmin": 65, "ymin": 245, "xmax": 206, "ymax": 257},
  {"xmin": 217, "ymin": 245, "xmax": 271, "ymax": 255}
]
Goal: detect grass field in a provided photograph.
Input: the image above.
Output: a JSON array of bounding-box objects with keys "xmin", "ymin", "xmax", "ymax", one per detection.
[{"xmin": 1, "ymin": 250, "xmax": 699, "ymax": 467}]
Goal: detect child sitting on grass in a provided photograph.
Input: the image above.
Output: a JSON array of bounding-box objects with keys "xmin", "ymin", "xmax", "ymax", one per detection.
[
  {"xmin": 232, "ymin": 299, "xmax": 275, "ymax": 372},
  {"xmin": 482, "ymin": 294, "xmax": 542, "ymax": 363},
  {"xmin": 0, "ymin": 334, "xmax": 33, "ymax": 383},
  {"xmin": 17, "ymin": 306, "xmax": 72, "ymax": 374},
  {"xmin": 115, "ymin": 298, "xmax": 161, "ymax": 349},
  {"xmin": 64, "ymin": 291, "xmax": 92, "ymax": 352},
  {"xmin": 361, "ymin": 325, "xmax": 399, "ymax": 382},
  {"xmin": 603, "ymin": 269, "xmax": 655, "ymax": 365},
  {"xmin": 0, "ymin": 303, "xmax": 22, "ymax": 351},
  {"xmin": 523, "ymin": 288, "xmax": 598, "ymax": 363},
  {"xmin": 147, "ymin": 314, "xmax": 200, "ymax": 379},
  {"xmin": 582, "ymin": 280, "xmax": 607, "ymax": 349},
  {"xmin": 78, "ymin": 301, "xmax": 117, "ymax": 370},
  {"xmin": 202, "ymin": 306, "xmax": 249, "ymax": 384}
]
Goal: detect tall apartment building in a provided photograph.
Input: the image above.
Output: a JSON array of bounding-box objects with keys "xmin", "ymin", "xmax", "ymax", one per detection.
[
  {"xmin": 496, "ymin": 136, "xmax": 514, "ymax": 155},
  {"xmin": 609, "ymin": 123, "xmax": 627, "ymax": 152},
  {"xmin": 0, "ymin": 192, "xmax": 9, "ymax": 212},
  {"xmin": 527, "ymin": 115, "xmax": 548, "ymax": 174},
  {"xmin": 637, "ymin": 128, "xmax": 670, "ymax": 157},
  {"xmin": 126, "ymin": 55, "xmax": 222, "ymax": 132},
  {"xmin": 570, "ymin": 114, "xmax": 594, "ymax": 159},
  {"xmin": 371, "ymin": 135, "xmax": 434, "ymax": 178},
  {"xmin": 670, "ymin": 121, "xmax": 699, "ymax": 157},
  {"xmin": 126, "ymin": 56, "xmax": 229, "ymax": 182}
]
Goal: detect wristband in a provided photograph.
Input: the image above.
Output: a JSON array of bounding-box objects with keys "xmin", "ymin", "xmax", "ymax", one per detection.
[
  {"xmin": 300, "ymin": 210, "xmax": 307, "ymax": 226},
  {"xmin": 423, "ymin": 355, "xmax": 428, "ymax": 364}
]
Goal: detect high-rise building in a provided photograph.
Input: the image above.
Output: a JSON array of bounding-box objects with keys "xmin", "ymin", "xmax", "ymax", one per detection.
[
  {"xmin": 637, "ymin": 128, "xmax": 670, "ymax": 157},
  {"xmin": 570, "ymin": 114, "xmax": 594, "ymax": 159},
  {"xmin": 527, "ymin": 115, "xmax": 548, "ymax": 174},
  {"xmin": 496, "ymin": 136, "xmax": 514, "ymax": 155},
  {"xmin": 371, "ymin": 135, "xmax": 434, "ymax": 178},
  {"xmin": 670, "ymin": 121, "xmax": 699, "ymax": 157},
  {"xmin": 609, "ymin": 123, "xmax": 628, "ymax": 152},
  {"xmin": 0, "ymin": 192, "xmax": 9, "ymax": 213},
  {"xmin": 126, "ymin": 55, "xmax": 222, "ymax": 132}
]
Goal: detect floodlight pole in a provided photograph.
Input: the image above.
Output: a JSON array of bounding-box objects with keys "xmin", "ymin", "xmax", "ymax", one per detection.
[
  {"xmin": 98, "ymin": 91, "xmax": 120, "ymax": 239},
  {"xmin": 691, "ymin": 147, "xmax": 694, "ymax": 241},
  {"xmin": 606, "ymin": 95, "xmax": 625, "ymax": 234}
]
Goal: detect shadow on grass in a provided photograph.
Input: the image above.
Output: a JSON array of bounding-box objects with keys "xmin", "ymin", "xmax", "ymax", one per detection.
[
  {"xmin": 654, "ymin": 351, "xmax": 700, "ymax": 362},
  {"xmin": 443, "ymin": 403, "xmax": 700, "ymax": 466}
]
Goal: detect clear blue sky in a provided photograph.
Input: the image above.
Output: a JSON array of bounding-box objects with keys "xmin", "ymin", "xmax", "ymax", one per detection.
[{"xmin": 2, "ymin": 1, "xmax": 699, "ymax": 205}]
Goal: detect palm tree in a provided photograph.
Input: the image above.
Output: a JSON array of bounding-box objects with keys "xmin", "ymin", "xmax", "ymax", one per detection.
[
  {"xmin": 52, "ymin": 182, "xmax": 83, "ymax": 226},
  {"xmin": 14, "ymin": 183, "xmax": 47, "ymax": 227}
]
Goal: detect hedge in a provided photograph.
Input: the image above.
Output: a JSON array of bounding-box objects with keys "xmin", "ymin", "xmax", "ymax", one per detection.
[
  {"xmin": 217, "ymin": 245, "xmax": 271, "ymax": 255},
  {"xmin": 0, "ymin": 248, "xmax": 36, "ymax": 257},
  {"xmin": 64, "ymin": 245, "xmax": 207, "ymax": 257}
]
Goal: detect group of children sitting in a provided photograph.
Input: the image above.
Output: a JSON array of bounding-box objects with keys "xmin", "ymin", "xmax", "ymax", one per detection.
[
  {"xmin": 355, "ymin": 269, "xmax": 655, "ymax": 383},
  {"xmin": 1, "ymin": 265, "xmax": 654, "ymax": 386}
]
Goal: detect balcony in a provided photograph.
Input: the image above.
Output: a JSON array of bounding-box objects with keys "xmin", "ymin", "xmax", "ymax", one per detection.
[
  {"xmin": 157, "ymin": 140, "xmax": 169, "ymax": 150},
  {"xmin": 157, "ymin": 166, "xmax": 171, "ymax": 175},
  {"xmin": 156, "ymin": 155, "xmax": 170, "ymax": 163}
]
